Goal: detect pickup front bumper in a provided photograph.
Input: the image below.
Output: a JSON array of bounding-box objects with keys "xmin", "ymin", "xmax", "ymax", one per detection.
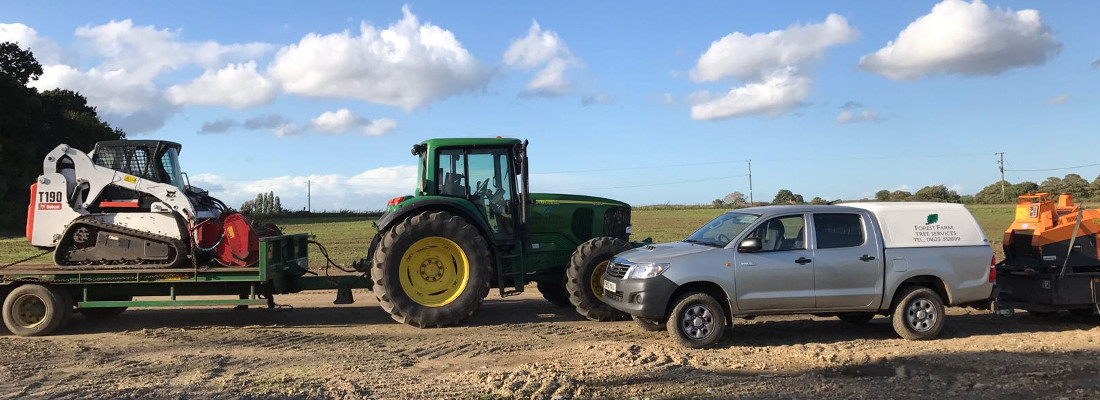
[{"xmin": 601, "ymin": 274, "xmax": 678, "ymax": 321}]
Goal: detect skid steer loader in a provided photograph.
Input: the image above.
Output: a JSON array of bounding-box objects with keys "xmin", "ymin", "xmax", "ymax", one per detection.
[{"xmin": 26, "ymin": 140, "xmax": 276, "ymax": 269}]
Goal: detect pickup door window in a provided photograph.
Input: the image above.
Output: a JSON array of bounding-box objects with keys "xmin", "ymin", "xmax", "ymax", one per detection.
[
  {"xmin": 811, "ymin": 213, "xmax": 884, "ymax": 309},
  {"xmin": 733, "ymin": 214, "xmax": 815, "ymax": 311}
]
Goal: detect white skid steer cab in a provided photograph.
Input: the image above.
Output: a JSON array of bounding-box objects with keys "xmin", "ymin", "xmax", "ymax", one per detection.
[{"xmin": 25, "ymin": 140, "xmax": 279, "ymax": 269}]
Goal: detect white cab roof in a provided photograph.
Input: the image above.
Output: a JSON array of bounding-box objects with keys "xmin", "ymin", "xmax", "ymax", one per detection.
[{"xmin": 839, "ymin": 202, "xmax": 989, "ymax": 248}]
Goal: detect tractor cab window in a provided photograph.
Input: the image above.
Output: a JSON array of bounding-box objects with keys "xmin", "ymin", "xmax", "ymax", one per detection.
[{"xmin": 436, "ymin": 147, "xmax": 516, "ymax": 238}]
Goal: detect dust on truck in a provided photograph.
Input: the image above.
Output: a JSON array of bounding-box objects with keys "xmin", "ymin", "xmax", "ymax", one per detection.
[
  {"xmin": 602, "ymin": 202, "xmax": 995, "ymax": 348},
  {"xmin": 364, "ymin": 137, "xmax": 636, "ymax": 327}
]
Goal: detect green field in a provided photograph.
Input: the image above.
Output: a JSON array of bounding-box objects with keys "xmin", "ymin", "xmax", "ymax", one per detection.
[{"xmin": 1, "ymin": 205, "xmax": 1017, "ymax": 267}]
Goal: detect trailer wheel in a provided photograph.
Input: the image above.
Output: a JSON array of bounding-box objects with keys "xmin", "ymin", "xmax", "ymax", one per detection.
[
  {"xmin": 536, "ymin": 280, "xmax": 572, "ymax": 307},
  {"xmin": 566, "ymin": 237, "xmax": 632, "ymax": 321},
  {"xmin": 633, "ymin": 316, "xmax": 665, "ymax": 332},
  {"xmin": 372, "ymin": 211, "xmax": 491, "ymax": 328},
  {"xmin": 667, "ymin": 292, "xmax": 727, "ymax": 348},
  {"xmin": 2, "ymin": 284, "xmax": 68, "ymax": 337},
  {"xmin": 891, "ymin": 286, "xmax": 945, "ymax": 340}
]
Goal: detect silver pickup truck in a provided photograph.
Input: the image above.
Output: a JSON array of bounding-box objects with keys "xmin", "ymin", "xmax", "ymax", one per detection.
[{"xmin": 602, "ymin": 203, "xmax": 995, "ymax": 348}]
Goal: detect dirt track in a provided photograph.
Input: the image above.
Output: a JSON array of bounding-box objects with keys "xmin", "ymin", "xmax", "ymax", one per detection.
[{"xmin": 1, "ymin": 288, "xmax": 1098, "ymax": 400}]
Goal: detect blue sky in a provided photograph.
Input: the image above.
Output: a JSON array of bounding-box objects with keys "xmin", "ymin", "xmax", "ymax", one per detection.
[{"xmin": 3, "ymin": 1, "xmax": 1098, "ymax": 211}]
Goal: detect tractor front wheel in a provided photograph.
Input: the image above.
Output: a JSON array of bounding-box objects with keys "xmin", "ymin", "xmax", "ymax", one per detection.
[
  {"xmin": 566, "ymin": 237, "xmax": 632, "ymax": 321},
  {"xmin": 372, "ymin": 211, "xmax": 491, "ymax": 328},
  {"xmin": 537, "ymin": 279, "xmax": 572, "ymax": 307}
]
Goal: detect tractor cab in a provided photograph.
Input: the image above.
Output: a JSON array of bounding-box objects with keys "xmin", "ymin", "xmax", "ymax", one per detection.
[{"xmin": 409, "ymin": 137, "xmax": 530, "ymax": 242}]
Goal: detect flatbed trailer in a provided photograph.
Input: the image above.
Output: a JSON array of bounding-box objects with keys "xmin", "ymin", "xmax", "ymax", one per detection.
[{"xmin": 0, "ymin": 234, "xmax": 373, "ymax": 336}]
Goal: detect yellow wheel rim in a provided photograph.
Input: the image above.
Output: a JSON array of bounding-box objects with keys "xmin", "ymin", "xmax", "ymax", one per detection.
[
  {"xmin": 399, "ymin": 237, "xmax": 470, "ymax": 307},
  {"xmin": 590, "ymin": 260, "xmax": 610, "ymax": 302},
  {"xmin": 12, "ymin": 295, "xmax": 47, "ymax": 328}
]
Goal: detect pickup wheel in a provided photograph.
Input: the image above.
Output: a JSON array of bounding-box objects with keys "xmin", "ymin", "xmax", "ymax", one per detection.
[
  {"xmin": 566, "ymin": 237, "xmax": 632, "ymax": 321},
  {"xmin": 837, "ymin": 312, "xmax": 875, "ymax": 324},
  {"xmin": 891, "ymin": 286, "xmax": 945, "ymax": 340},
  {"xmin": 633, "ymin": 316, "xmax": 665, "ymax": 332},
  {"xmin": 2, "ymin": 284, "xmax": 69, "ymax": 337},
  {"xmin": 667, "ymin": 292, "xmax": 727, "ymax": 348}
]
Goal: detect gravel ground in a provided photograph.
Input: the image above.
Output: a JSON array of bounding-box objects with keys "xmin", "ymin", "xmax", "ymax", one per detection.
[{"xmin": 1, "ymin": 288, "xmax": 1098, "ymax": 400}]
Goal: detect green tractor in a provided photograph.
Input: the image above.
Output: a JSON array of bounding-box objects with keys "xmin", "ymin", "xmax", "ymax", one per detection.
[{"xmin": 365, "ymin": 138, "xmax": 637, "ymax": 327}]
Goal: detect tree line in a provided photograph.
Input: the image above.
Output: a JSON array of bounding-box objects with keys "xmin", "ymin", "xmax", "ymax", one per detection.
[
  {"xmin": 712, "ymin": 173, "xmax": 1100, "ymax": 207},
  {"xmin": 0, "ymin": 42, "xmax": 124, "ymax": 233}
]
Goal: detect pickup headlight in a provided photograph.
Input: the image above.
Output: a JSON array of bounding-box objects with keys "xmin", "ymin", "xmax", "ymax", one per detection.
[{"xmin": 626, "ymin": 263, "xmax": 669, "ymax": 279}]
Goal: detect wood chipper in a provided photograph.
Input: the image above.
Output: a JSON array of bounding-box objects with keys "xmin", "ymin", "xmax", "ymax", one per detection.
[{"xmin": 994, "ymin": 193, "xmax": 1100, "ymax": 317}]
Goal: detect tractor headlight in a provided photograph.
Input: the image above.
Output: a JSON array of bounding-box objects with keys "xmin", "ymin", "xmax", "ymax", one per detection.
[{"xmin": 626, "ymin": 263, "xmax": 669, "ymax": 279}]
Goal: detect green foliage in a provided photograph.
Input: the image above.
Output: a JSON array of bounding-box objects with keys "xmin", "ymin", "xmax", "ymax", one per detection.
[
  {"xmin": 0, "ymin": 42, "xmax": 123, "ymax": 234},
  {"xmin": 973, "ymin": 180, "xmax": 1038, "ymax": 204},
  {"xmin": 874, "ymin": 190, "xmax": 890, "ymax": 201},
  {"xmin": 810, "ymin": 196, "xmax": 828, "ymax": 205},
  {"xmin": 771, "ymin": 189, "xmax": 804, "ymax": 205},
  {"xmin": 240, "ymin": 191, "xmax": 286, "ymax": 215},
  {"xmin": 912, "ymin": 185, "xmax": 961, "ymax": 203}
]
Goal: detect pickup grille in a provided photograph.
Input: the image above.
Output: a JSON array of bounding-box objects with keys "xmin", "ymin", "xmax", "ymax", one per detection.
[
  {"xmin": 606, "ymin": 262, "xmax": 630, "ymax": 279},
  {"xmin": 604, "ymin": 289, "xmax": 623, "ymax": 302}
]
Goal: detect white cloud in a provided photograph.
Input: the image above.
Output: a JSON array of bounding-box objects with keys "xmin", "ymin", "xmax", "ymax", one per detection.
[
  {"xmin": 1093, "ymin": 58, "xmax": 1100, "ymax": 69},
  {"xmin": 581, "ymin": 93, "xmax": 610, "ymax": 106},
  {"xmin": 688, "ymin": 15, "xmax": 857, "ymax": 120},
  {"xmin": 166, "ymin": 61, "xmax": 278, "ymax": 108},
  {"xmin": 504, "ymin": 21, "xmax": 579, "ymax": 97},
  {"xmin": 690, "ymin": 68, "xmax": 811, "ymax": 120},
  {"xmin": 691, "ymin": 14, "xmax": 858, "ymax": 82},
  {"xmin": 307, "ymin": 108, "xmax": 398, "ymax": 136},
  {"xmin": 661, "ymin": 93, "xmax": 674, "ymax": 105},
  {"xmin": 836, "ymin": 109, "xmax": 878, "ymax": 124},
  {"xmin": 190, "ymin": 165, "xmax": 417, "ymax": 212},
  {"xmin": 1048, "ymin": 94, "xmax": 1069, "ymax": 105},
  {"xmin": 0, "ymin": 23, "xmax": 64, "ymax": 64},
  {"xmin": 859, "ymin": 0, "xmax": 1060, "ymax": 80},
  {"xmin": 268, "ymin": 6, "xmax": 489, "ymax": 110},
  {"xmin": 836, "ymin": 101, "xmax": 879, "ymax": 124},
  {"xmin": 21, "ymin": 19, "xmax": 274, "ymax": 134}
]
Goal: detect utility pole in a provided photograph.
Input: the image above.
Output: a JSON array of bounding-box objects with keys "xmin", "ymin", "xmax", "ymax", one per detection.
[
  {"xmin": 307, "ymin": 179, "xmax": 311, "ymax": 213},
  {"xmin": 747, "ymin": 160, "xmax": 754, "ymax": 205},
  {"xmin": 996, "ymin": 152, "xmax": 1005, "ymax": 201}
]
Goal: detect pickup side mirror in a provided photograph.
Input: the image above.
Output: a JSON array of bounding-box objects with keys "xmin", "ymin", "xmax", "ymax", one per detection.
[{"xmin": 738, "ymin": 238, "xmax": 762, "ymax": 253}]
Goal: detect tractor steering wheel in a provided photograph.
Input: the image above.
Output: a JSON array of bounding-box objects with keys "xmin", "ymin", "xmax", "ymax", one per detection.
[{"xmin": 474, "ymin": 178, "xmax": 491, "ymax": 197}]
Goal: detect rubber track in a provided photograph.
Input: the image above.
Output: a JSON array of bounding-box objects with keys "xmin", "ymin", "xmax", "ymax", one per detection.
[{"xmin": 55, "ymin": 216, "xmax": 188, "ymax": 270}]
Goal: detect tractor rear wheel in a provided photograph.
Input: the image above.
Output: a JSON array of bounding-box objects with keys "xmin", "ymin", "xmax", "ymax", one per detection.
[
  {"xmin": 372, "ymin": 211, "xmax": 491, "ymax": 328},
  {"xmin": 566, "ymin": 237, "xmax": 632, "ymax": 321},
  {"xmin": 537, "ymin": 280, "xmax": 572, "ymax": 307}
]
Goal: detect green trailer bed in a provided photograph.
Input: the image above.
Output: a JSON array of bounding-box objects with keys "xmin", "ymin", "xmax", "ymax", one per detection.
[{"xmin": 0, "ymin": 233, "xmax": 373, "ymax": 336}]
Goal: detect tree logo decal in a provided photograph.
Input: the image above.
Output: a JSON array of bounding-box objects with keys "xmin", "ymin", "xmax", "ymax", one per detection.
[{"xmin": 926, "ymin": 214, "xmax": 939, "ymax": 225}]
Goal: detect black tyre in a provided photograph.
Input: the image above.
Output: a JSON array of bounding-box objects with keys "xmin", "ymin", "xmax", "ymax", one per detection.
[
  {"xmin": 2, "ymin": 284, "xmax": 69, "ymax": 337},
  {"xmin": 537, "ymin": 280, "xmax": 572, "ymax": 307},
  {"xmin": 633, "ymin": 316, "xmax": 665, "ymax": 332},
  {"xmin": 566, "ymin": 237, "xmax": 632, "ymax": 321},
  {"xmin": 891, "ymin": 286, "xmax": 945, "ymax": 340},
  {"xmin": 837, "ymin": 312, "xmax": 875, "ymax": 324},
  {"xmin": 1069, "ymin": 308, "xmax": 1096, "ymax": 317},
  {"xmin": 666, "ymin": 292, "xmax": 727, "ymax": 349},
  {"xmin": 371, "ymin": 211, "xmax": 491, "ymax": 328}
]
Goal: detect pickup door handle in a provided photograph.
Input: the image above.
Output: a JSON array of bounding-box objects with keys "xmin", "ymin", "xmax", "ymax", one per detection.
[
  {"xmin": 860, "ymin": 254, "xmax": 876, "ymax": 262},
  {"xmin": 795, "ymin": 257, "xmax": 812, "ymax": 265}
]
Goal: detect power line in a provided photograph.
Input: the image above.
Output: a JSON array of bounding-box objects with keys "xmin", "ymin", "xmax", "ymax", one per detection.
[
  {"xmin": 553, "ymin": 175, "xmax": 747, "ymax": 191},
  {"xmin": 541, "ymin": 152, "xmax": 990, "ymax": 174},
  {"xmin": 1004, "ymin": 162, "xmax": 1100, "ymax": 172}
]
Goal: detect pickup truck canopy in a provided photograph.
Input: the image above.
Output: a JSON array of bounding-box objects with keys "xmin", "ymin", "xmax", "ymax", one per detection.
[{"xmin": 841, "ymin": 202, "xmax": 989, "ymax": 249}]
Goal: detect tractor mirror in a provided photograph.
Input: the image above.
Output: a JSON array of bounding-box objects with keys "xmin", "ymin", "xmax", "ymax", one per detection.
[{"xmin": 738, "ymin": 238, "xmax": 762, "ymax": 253}]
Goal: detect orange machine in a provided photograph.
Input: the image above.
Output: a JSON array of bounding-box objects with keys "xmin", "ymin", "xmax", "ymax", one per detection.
[
  {"xmin": 1002, "ymin": 193, "xmax": 1100, "ymax": 268},
  {"xmin": 997, "ymin": 192, "xmax": 1100, "ymax": 315}
]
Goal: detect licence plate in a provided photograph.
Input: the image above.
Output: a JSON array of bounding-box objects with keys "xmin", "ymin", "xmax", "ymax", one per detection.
[{"xmin": 603, "ymin": 280, "xmax": 616, "ymax": 292}]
